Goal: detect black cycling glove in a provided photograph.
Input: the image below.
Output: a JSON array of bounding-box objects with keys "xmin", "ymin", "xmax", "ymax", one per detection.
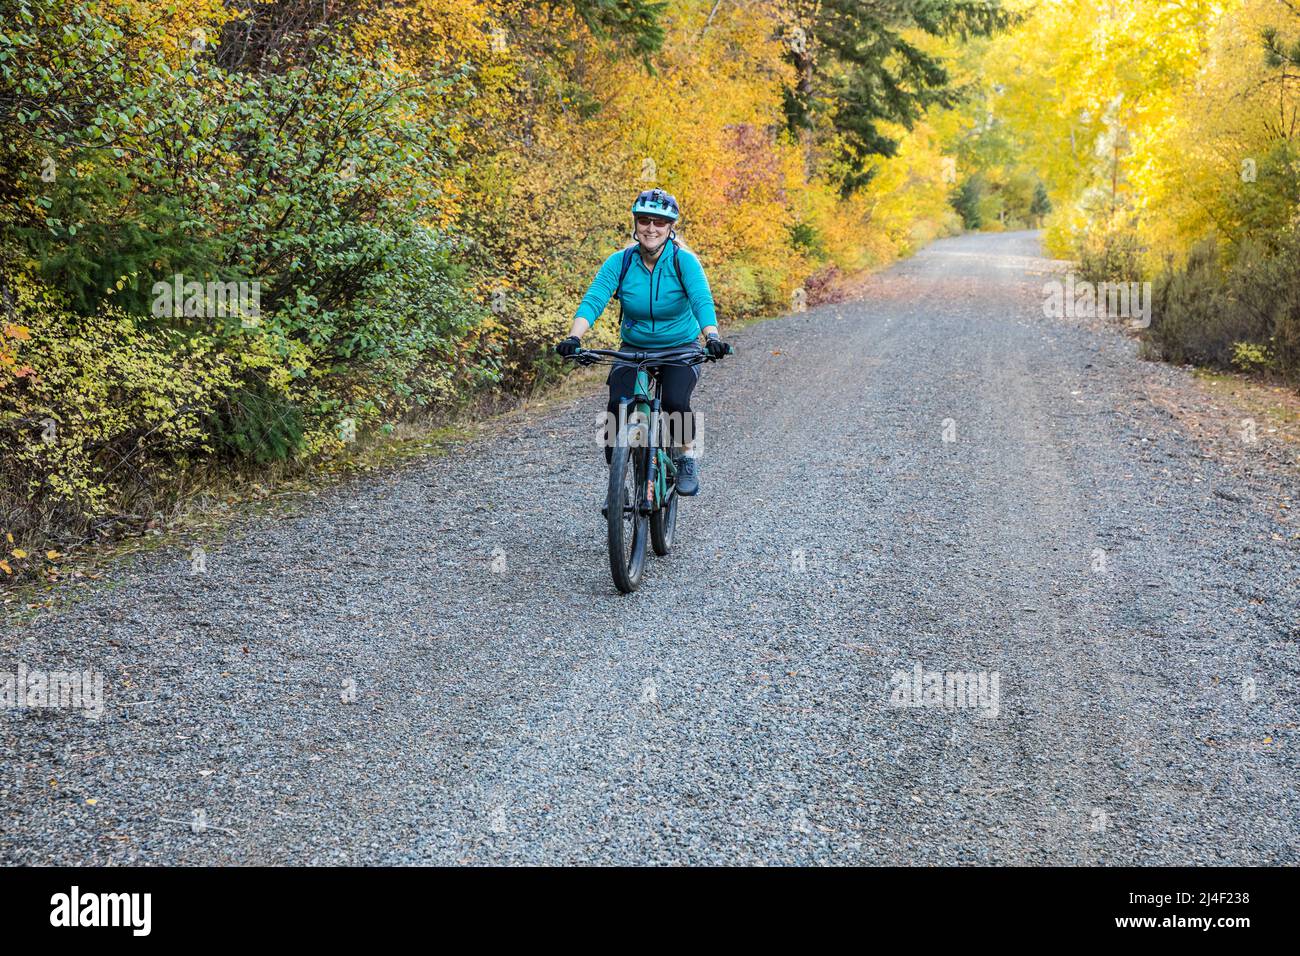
[
  {"xmin": 555, "ymin": 336, "xmax": 581, "ymax": 357},
  {"xmin": 705, "ymin": 334, "xmax": 729, "ymax": 359}
]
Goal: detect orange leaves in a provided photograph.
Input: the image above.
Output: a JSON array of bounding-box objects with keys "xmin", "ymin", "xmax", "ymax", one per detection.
[
  {"xmin": 2, "ymin": 323, "xmax": 31, "ymax": 383},
  {"xmin": 2, "ymin": 323, "xmax": 37, "ymax": 385}
]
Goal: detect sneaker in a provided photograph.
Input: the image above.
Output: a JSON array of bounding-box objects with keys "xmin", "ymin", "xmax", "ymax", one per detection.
[{"xmin": 675, "ymin": 454, "xmax": 699, "ymax": 496}]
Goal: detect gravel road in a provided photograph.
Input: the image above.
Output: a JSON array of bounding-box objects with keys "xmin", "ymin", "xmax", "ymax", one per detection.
[{"xmin": 3, "ymin": 230, "xmax": 1297, "ymax": 865}]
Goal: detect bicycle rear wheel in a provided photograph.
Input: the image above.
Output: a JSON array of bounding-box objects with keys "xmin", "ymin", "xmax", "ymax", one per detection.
[{"xmin": 606, "ymin": 442, "xmax": 649, "ymax": 593}]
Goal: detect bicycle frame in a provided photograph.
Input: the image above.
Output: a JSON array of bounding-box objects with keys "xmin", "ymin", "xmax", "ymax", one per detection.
[{"xmin": 622, "ymin": 366, "xmax": 672, "ymax": 512}]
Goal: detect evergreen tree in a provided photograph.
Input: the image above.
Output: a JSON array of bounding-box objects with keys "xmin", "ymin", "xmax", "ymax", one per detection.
[
  {"xmin": 783, "ymin": 0, "xmax": 1014, "ymax": 196},
  {"xmin": 951, "ymin": 174, "xmax": 984, "ymax": 229},
  {"xmin": 1030, "ymin": 181, "xmax": 1052, "ymax": 223}
]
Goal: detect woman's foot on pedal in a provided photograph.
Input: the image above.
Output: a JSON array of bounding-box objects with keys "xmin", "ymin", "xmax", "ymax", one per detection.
[{"xmin": 675, "ymin": 453, "xmax": 699, "ymax": 496}]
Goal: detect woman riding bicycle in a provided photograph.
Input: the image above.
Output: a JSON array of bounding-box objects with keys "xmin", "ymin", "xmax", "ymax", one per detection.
[{"xmin": 555, "ymin": 188, "xmax": 730, "ymax": 496}]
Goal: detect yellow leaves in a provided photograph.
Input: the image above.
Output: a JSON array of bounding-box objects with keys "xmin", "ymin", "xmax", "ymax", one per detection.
[
  {"xmin": 89, "ymin": 0, "xmax": 236, "ymax": 62},
  {"xmin": 2, "ymin": 274, "xmax": 238, "ymax": 528},
  {"xmin": 0, "ymin": 543, "xmax": 62, "ymax": 577},
  {"xmin": 986, "ymin": 0, "xmax": 1280, "ymax": 267}
]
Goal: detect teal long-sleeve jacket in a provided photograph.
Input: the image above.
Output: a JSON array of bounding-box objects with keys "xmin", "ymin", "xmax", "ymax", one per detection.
[{"xmin": 574, "ymin": 239, "xmax": 718, "ymax": 348}]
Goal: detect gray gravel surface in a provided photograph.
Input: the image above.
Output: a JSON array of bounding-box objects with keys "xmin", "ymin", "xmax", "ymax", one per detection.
[{"xmin": 3, "ymin": 230, "xmax": 1297, "ymax": 865}]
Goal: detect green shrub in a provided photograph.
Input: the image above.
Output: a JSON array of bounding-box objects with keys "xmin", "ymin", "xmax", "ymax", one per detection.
[
  {"xmin": 1, "ymin": 0, "xmax": 486, "ymax": 388},
  {"xmin": 0, "ymin": 274, "xmax": 235, "ymax": 541},
  {"xmin": 1231, "ymin": 341, "xmax": 1273, "ymax": 372},
  {"xmin": 1149, "ymin": 238, "xmax": 1236, "ymax": 366},
  {"xmin": 1231, "ymin": 230, "xmax": 1300, "ymax": 378},
  {"xmin": 1078, "ymin": 227, "xmax": 1144, "ymax": 285},
  {"xmin": 1149, "ymin": 231, "xmax": 1300, "ymax": 380}
]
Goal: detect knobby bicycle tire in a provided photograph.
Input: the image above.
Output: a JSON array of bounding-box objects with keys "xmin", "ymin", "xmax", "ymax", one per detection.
[
  {"xmin": 606, "ymin": 441, "xmax": 649, "ymax": 593},
  {"xmin": 650, "ymin": 451, "xmax": 679, "ymax": 556}
]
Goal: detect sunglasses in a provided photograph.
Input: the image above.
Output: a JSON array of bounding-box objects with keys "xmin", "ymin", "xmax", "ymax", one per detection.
[{"xmin": 636, "ymin": 216, "xmax": 672, "ymax": 227}]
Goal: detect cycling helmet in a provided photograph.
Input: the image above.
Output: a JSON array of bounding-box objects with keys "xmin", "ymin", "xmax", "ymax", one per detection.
[{"xmin": 631, "ymin": 188, "xmax": 680, "ymax": 222}]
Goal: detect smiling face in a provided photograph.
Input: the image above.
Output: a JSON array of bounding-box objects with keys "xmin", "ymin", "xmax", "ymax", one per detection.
[{"xmin": 635, "ymin": 215, "xmax": 673, "ymax": 251}]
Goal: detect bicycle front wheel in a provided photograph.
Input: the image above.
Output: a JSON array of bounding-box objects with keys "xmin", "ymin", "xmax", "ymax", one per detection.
[
  {"xmin": 650, "ymin": 453, "xmax": 678, "ymax": 556},
  {"xmin": 606, "ymin": 442, "xmax": 649, "ymax": 593}
]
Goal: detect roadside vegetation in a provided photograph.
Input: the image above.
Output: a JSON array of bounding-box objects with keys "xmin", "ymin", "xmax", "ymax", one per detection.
[
  {"xmin": 960, "ymin": 0, "xmax": 1300, "ymax": 383},
  {"xmin": 2, "ymin": 0, "xmax": 1013, "ymax": 581}
]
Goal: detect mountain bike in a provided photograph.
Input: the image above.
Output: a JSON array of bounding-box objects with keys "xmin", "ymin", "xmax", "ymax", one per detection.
[{"xmin": 565, "ymin": 343, "xmax": 731, "ymax": 593}]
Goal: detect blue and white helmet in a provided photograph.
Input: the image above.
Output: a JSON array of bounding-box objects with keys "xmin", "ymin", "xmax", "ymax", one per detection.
[{"xmin": 631, "ymin": 188, "xmax": 680, "ymax": 221}]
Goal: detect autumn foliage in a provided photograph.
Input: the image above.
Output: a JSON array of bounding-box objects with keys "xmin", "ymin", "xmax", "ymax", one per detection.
[
  {"xmin": 971, "ymin": 0, "xmax": 1300, "ymax": 378},
  {"xmin": 0, "ymin": 0, "xmax": 970, "ymax": 571}
]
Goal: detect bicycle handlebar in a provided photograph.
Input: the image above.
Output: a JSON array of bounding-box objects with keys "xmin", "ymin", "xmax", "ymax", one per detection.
[{"xmin": 565, "ymin": 343, "xmax": 734, "ymax": 368}]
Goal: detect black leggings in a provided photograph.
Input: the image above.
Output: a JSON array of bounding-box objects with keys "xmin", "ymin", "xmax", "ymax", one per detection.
[{"xmin": 605, "ymin": 354, "xmax": 700, "ymax": 461}]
